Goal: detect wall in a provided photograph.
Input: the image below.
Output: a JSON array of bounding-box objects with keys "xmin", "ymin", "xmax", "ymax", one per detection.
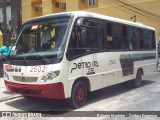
[
  {"xmin": 21, "ymin": 0, "xmax": 160, "ymax": 42},
  {"xmin": 85, "ymin": 0, "xmax": 160, "ymax": 42}
]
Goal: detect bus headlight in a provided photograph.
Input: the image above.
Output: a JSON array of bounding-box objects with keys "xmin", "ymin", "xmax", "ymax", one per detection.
[{"xmin": 41, "ymin": 71, "xmax": 60, "ymax": 82}]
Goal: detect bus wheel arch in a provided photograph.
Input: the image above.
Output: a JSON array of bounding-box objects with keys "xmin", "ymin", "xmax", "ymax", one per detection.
[
  {"xmin": 138, "ymin": 68, "xmax": 144, "ymax": 76},
  {"xmin": 68, "ymin": 77, "xmax": 90, "ymax": 108},
  {"xmin": 73, "ymin": 77, "xmax": 90, "ymax": 91}
]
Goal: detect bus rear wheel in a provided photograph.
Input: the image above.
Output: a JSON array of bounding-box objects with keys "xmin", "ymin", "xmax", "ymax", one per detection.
[{"xmin": 68, "ymin": 81, "xmax": 87, "ymax": 108}]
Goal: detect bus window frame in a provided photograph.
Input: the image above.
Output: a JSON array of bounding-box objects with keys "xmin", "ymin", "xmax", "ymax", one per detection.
[
  {"xmin": 104, "ymin": 21, "xmax": 156, "ymax": 52},
  {"xmin": 66, "ymin": 17, "xmax": 105, "ymax": 60}
]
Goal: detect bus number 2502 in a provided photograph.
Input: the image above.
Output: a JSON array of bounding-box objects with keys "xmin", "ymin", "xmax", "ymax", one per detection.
[
  {"xmin": 109, "ymin": 60, "xmax": 116, "ymax": 65},
  {"xmin": 30, "ymin": 66, "xmax": 46, "ymax": 73}
]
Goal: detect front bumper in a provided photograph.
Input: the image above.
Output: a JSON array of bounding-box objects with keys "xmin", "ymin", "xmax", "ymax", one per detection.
[{"xmin": 5, "ymin": 80, "xmax": 65, "ymax": 99}]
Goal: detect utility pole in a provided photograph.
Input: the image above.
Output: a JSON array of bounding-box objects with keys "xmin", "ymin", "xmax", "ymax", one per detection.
[
  {"xmin": 130, "ymin": 15, "xmax": 137, "ymax": 22},
  {"xmin": 2, "ymin": 0, "xmax": 7, "ymax": 43}
]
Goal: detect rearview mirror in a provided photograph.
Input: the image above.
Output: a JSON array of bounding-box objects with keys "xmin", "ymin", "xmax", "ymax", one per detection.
[{"xmin": 76, "ymin": 18, "xmax": 84, "ymax": 26}]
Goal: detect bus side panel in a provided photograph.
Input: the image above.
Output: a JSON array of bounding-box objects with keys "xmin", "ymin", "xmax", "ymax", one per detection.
[
  {"xmin": 101, "ymin": 51, "xmax": 157, "ymax": 88},
  {"xmin": 65, "ymin": 50, "xmax": 157, "ymax": 98},
  {"xmin": 132, "ymin": 51, "xmax": 157, "ymax": 76},
  {"xmin": 101, "ymin": 51, "xmax": 139, "ymax": 87},
  {"xmin": 67, "ymin": 53, "xmax": 106, "ymax": 97}
]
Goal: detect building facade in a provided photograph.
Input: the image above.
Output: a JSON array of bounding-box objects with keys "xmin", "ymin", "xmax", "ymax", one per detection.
[
  {"xmin": 0, "ymin": 0, "xmax": 11, "ymax": 45},
  {"xmin": 0, "ymin": 6, "xmax": 11, "ymax": 29},
  {"xmin": 22, "ymin": 0, "xmax": 160, "ymax": 42}
]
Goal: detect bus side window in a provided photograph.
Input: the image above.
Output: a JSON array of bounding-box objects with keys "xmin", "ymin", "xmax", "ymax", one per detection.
[
  {"xmin": 151, "ymin": 31, "xmax": 156, "ymax": 49},
  {"xmin": 128, "ymin": 27, "xmax": 133, "ymax": 50},
  {"xmin": 143, "ymin": 30, "xmax": 156, "ymax": 50},
  {"xmin": 68, "ymin": 29, "xmax": 77, "ymax": 48},
  {"xmin": 106, "ymin": 23, "xmax": 113, "ymax": 50},
  {"xmin": 78, "ymin": 27, "xmax": 88, "ymax": 48},
  {"xmin": 98, "ymin": 23, "xmax": 105, "ymax": 50},
  {"xmin": 139, "ymin": 29, "xmax": 144, "ymax": 49},
  {"xmin": 78, "ymin": 22, "xmax": 97, "ymax": 49},
  {"xmin": 67, "ymin": 19, "xmax": 99, "ymax": 59},
  {"xmin": 67, "ymin": 28, "xmax": 78, "ymax": 58},
  {"xmin": 122, "ymin": 26, "xmax": 128, "ymax": 50}
]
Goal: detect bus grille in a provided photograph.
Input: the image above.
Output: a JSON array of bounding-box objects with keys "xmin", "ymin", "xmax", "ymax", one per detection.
[
  {"xmin": 9, "ymin": 87, "xmax": 42, "ymax": 95},
  {"xmin": 13, "ymin": 76, "xmax": 38, "ymax": 83}
]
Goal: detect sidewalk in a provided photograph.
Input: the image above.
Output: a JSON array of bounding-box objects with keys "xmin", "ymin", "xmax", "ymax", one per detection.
[{"xmin": 0, "ymin": 78, "xmax": 21, "ymax": 102}]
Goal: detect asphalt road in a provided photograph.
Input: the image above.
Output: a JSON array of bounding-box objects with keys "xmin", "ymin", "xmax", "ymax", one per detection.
[{"xmin": 0, "ymin": 71, "xmax": 160, "ymax": 119}]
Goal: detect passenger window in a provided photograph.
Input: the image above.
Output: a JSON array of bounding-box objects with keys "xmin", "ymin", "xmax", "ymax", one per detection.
[
  {"xmin": 139, "ymin": 29, "xmax": 144, "ymax": 49},
  {"xmin": 68, "ymin": 28, "xmax": 77, "ymax": 48},
  {"xmin": 106, "ymin": 23, "xmax": 124, "ymax": 50},
  {"xmin": 122, "ymin": 26, "xmax": 128, "ymax": 50},
  {"xmin": 128, "ymin": 27, "xmax": 141, "ymax": 49},
  {"xmin": 98, "ymin": 23, "xmax": 105, "ymax": 50},
  {"xmin": 106, "ymin": 23, "xmax": 113, "ymax": 49},
  {"xmin": 78, "ymin": 21, "xmax": 97, "ymax": 49},
  {"xmin": 67, "ymin": 18, "xmax": 100, "ymax": 59},
  {"xmin": 143, "ymin": 30, "xmax": 155, "ymax": 49}
]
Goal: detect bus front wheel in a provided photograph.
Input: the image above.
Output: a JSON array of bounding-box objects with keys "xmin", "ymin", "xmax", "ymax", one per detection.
[{"xmin": 68, "ymin": 81, "xmax": 87, "ymax": 108}]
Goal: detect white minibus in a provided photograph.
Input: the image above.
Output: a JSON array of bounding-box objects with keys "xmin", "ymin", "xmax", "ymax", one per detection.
[{"xmin": 4, "ymin": 11, "xmax": 157, "ymax": 108}]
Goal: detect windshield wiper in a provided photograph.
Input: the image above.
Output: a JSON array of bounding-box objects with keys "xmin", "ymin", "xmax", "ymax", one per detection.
[
  {"xmin": 23, "ymin": 56, "xmax": 30, "ymax": 65},
  {"xmin": 9, "ymin": 55, "xmax": 51, "ymax": 65},
  {"xmin": 36, "ymin": 55, "xmax": 50, "ymax": 65}
]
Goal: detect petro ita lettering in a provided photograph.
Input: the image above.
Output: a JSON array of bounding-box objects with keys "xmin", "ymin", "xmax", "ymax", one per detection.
[{"xmin": 71, "ymin": 61, "xmax": 99, "ymax": 73}]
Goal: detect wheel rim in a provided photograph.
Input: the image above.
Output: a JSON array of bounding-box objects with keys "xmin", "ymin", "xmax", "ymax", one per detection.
[{"xmin": 75, "ymin": 87, "xmax": 84, "ymax": 102}]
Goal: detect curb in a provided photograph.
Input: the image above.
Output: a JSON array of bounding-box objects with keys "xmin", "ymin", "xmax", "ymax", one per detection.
[{"xmin": 0, "ymin": 94, "xmax": 22, "ymax": 102}]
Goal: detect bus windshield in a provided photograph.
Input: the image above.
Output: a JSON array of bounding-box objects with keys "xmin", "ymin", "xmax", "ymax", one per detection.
[{"xmin": 10, "ymin": 16, "xmax": 71, "ymax": 59}]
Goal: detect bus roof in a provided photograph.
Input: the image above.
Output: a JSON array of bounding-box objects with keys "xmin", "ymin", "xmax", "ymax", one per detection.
[{"xmin": 28, "ymin": 11, "xmax": 155, "ymax": 31}]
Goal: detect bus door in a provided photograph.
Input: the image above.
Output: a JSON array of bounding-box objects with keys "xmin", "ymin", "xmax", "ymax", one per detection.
[{"xmin": 67, "ymin": 18, "xmax": 105, "ymax": 91}]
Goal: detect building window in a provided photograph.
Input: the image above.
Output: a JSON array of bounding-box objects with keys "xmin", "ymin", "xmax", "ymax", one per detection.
[
  {"xmin": 31, "ymin": 0, "xmax": 42, "ymax": 17},
  {"xmin": 62, "ymin": 3, "xmax": 66, "ymax": 11},
  {"xmin": 34, "ymin": 5, "xmax": 42, "ymax": 12},
  {"xmin": 55, "ymin": 2, "xmax": 59, "ymax": 8},
  {"xmin": 89, "ymin": 0, "xmax": 96, "ymax": 6}
]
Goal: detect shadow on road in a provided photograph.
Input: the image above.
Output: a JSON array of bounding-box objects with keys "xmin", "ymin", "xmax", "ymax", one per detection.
[
  {"xmin": 3, "ymin": 91, "xmax": 12, "ymax": 94},
  {"xmin": 86, "ymin": 79, "xmax": 155, "ymax": 105},
  {"xmin": 4, "ymin": 79, "xmax": 155, "ymax": 116}
]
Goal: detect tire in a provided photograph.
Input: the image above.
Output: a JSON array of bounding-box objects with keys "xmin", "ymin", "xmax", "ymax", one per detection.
[
  {"xmin": 68, "ymin": 81, "xmax": 87, "ymax": 109},
  {"xmin": 133, "ymin": 70, "xmax": 142, "ymax": 88}
]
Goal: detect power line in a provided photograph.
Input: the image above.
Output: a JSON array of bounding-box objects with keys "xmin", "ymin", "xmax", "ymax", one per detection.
[
  {"xmin": 116, "ymin": 0, "xmax": 160, "ymax": 20},
  {"xmin": 113, "ymin": 0, "xmax": 160, "ymax": 21},
  {"xmin": 101, "ymin": 0, "xmax": 159, "ymax": 22},
  {"xmin": 100, "ymin": 0, "xmax": 160, "ymax": 22},
  {"xmin": 118, "ymin": 0, "xmax": 160, "ymax": 17}
]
